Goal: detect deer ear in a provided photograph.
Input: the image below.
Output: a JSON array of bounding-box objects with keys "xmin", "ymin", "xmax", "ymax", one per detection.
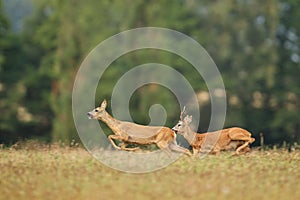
[
  {"xmin": 184, "ymin": 115, "xmax": 192, "ymax": 123},
  {"xmin": 100, "ymin": 99, "xmax": 107, "ymax": 108},
  {"xmin": 183, "ymin": 115, "xmax": 192, "ymax": 124}
]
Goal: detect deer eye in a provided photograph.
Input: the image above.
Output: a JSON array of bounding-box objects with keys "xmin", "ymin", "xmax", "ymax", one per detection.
[{"xmin": 95, "ymin": 109, "xmax": 99, "ymax": 112}]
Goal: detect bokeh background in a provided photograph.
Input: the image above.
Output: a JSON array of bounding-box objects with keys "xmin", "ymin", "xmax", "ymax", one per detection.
[{"xmin": 0, "ymin": 0, "xmax": 299, "ymax": 146}]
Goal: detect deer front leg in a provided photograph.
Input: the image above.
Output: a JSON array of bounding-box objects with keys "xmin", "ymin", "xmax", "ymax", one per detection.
[
  {"xmin": 120, "ymin": 142, "xmax": 140, "ymax": 151},
  {"xmin": 168, "ymin": 141, "xmax": 192, "ymax": 156},
  {"xmin": 200, "ymin": 144, "xmax": 216, "ymax": 154},
  {"xmin": 108, "ymin": 135, "xmax": 140, "ymax": 151},
  {"xmin": 191, "ymin": 148, "xmax": 199, "ymax": 156},
  {"xmin": 108, "ymin": 135, "xmax": 123, "ymax": 150},
  {"xmin": 211, "ymin": 146, "xmax": 221, "ymax": 155},
  {"xmin": 157, "ymin": 141, "xmax": 170, "ymax": 153}
]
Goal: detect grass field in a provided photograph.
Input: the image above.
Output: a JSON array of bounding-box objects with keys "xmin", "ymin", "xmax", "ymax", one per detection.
[{"xmin": 1, "ymin": 142, "xmax": 300, "ymax": 200}]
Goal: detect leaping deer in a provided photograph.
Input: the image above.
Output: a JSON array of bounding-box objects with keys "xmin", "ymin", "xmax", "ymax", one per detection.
[
  {"xmin": 87, "ymin": 100, "xmax": 192, "ymax": 156},
  {"xmin": 172, "ymin": 107, "xmax": 255, "ymax": 155}
]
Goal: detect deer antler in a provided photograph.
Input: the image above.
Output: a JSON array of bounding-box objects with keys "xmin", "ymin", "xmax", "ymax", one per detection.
[{"xmin": 180, "ymin": 106, "xmax": 186, "ymax": 120}]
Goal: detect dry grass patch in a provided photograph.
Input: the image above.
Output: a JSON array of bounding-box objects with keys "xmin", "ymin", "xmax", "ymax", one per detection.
[{"xmin": 1, "ymin": 143, "xmax": 300, "ymax": 200}]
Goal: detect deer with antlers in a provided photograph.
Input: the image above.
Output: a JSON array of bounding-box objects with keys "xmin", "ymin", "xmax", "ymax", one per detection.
[
  {"xmin": 87, "ymin": 100, "xmax": 192, "ymax": 156},
  {"xmin": 172, "ymin": 107, "xmax": 255, "ymax": 155}
]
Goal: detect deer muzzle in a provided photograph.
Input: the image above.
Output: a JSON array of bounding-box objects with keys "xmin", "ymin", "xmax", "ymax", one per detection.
[{"xmin": 87, "ymin": 112, "xmax": 94, "ymax": 119}]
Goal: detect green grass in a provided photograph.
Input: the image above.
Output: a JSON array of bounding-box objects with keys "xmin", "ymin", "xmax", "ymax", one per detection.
[{"xmin": 1, "ymin": 143, "xmax": 300, "ymax": 200}]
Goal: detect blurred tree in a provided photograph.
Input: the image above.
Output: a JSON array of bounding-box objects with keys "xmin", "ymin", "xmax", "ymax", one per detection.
[
  {"xmin": 273, "ymin": 0, "xmax": 300, "ymax": 143},
  {"xmin": 0, "ymin": 0, "xmax": 8, "ymax": 66},
  {"xmin": 31, "ymin": 0, "xmax": 205, "ymax": 141},
  {"xmin": 0, "ymin": 0, "xmax": 55, "ymax": 144},
  {"xmin": 0, "ymin": 0, "xmax": 15, "ymax": 143},
  {"xmin": 2, "ymin": 0, "xmax": 32, "ymax": 33},
  {"xmin": 1, "ymin": 0, "xmax": 299, "ymax": 145},
  {"xmin": 186, "ymin": 0, "xmax": 280, "ymax": 143},
  {"xmin": 0, "ymin": 0, "xmax": 31, "ymax": 143}
]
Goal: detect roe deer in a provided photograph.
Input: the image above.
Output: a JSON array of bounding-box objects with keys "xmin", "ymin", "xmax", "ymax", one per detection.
[
  {"xmin": 172, "ymin": 108, "xmax": 255, "ymax": 155},
  {"xmin": 87, "ymin": 100, "xmax": 192, "ymax": 156}
]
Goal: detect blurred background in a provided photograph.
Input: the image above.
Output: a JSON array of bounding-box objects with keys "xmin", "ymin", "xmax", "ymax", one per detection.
[{"xmin": 0, "ymin": 0, "xmax": 299, "ymax": 146}]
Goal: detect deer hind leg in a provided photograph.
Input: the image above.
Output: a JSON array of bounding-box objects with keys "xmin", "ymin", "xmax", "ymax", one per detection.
[
  {"xmin": 229, "ymin": 132, "xmax": 254, "ymax": 155},
  {"xmin": 235, "ymin": 141, "xmax": 250, "ymax": 155},
  {"xmin": 240, "ymin": 146, "xmax": 251, "ymax": 153}
]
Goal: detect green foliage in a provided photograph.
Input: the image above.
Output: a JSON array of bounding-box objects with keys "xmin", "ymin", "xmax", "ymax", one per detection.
[
  {"xmin": 273, "ymin": 0, "xmax": 300, "ymax": 142},
  {"xmin": 0, "ymin": 0, "xmax": 54, "ymax": 144},
  {"xmin": 0, "ymin": 1, "xmax": 26, "ymax": 143},
  {"xmin": 191, "ymin": 0, "xmax": 280, "ymax": 137},
  {"xmin": 0, "ymin": 0, "xmax": 300, "ymax": 144}
]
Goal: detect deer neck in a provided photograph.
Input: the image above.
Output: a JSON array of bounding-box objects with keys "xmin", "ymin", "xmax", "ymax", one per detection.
[
  {"xmin": 183, "ymin": 126, "xmax": 198, "ymax": 145},
  {"xmin": 98, "ymin": 111, "xmax": 120, "ymax": 130}
]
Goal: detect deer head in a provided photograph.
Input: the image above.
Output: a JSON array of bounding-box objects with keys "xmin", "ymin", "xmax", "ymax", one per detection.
[
  {"xmin": 172, "ymin": 106, "xmax": 193, "ymax": 134},
  {"xmin": 87, "ymin": 99, "xmax": 107, "ymax": 119}
]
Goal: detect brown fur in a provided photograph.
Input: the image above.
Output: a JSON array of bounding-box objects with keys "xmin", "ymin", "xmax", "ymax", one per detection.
[
  {"xmin": 172, "ymin": 115, "xmax": 255, "ymax": 155},
  {"xmin": 87, "ymin": 100, "xmax": 192, "ymax": 156}
]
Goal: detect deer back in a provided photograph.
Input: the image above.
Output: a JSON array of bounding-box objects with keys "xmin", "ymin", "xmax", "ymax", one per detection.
[{"xmin": 118, "ymin": 121, "xmax": 167, "ymax": 138}]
